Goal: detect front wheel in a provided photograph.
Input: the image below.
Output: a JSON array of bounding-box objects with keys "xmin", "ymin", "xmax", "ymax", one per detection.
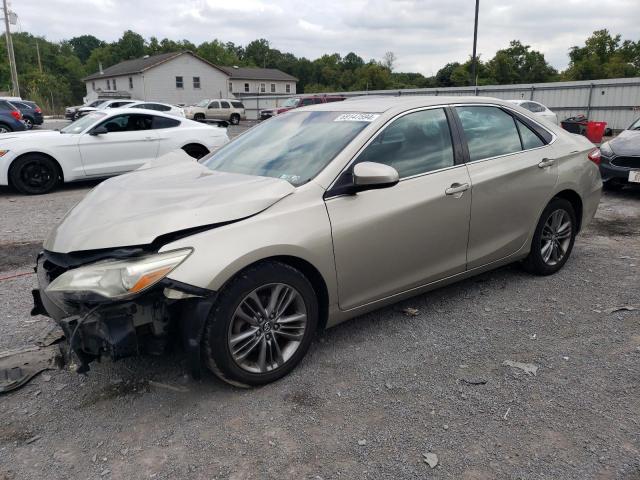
[
  {"xmin": 23, "ymin": 117, "xmax": 33, "ymax": 129},
  {"xmin": 522, "ymin": 198, "xmax": 577, "ymax": 275},
  {"xmin": 0, "ymin": 123, "xmax": 12, "ymax": 133},
  {"xmin": 9, "ymin": 154, "xmax": 60, "ymax": 195},
  {"xmin": 203, "ymin": 261, "xmax": 318, "ymax": 387}
]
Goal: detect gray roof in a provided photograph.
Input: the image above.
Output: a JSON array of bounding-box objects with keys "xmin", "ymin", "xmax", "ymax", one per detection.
[
  {"xmin": 84, "ymin": 51, "xmax": 227, "ymax": 81},
  {"xmin": 220, "ymin": 66, "xmax": 298, "ymax": 82}
]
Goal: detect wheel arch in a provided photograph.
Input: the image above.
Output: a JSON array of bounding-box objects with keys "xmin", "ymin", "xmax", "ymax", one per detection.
[
  {"xmin": 553, "ymin": 189, "xmax": 583, "ymax": 232},
  {"xmin": 217, "ymin": 255, "xmax": 330, "ymax": 332},
  {"xmin": 7, "ymin": 151, "xmax": 64, "ymax": 188},
  {"xmin": 181, "ymin": 143, "xmax": 210, "ymax": 158}
]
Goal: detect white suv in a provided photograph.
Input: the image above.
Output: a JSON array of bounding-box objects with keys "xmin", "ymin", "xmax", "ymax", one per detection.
[{"xmin": 184, "ymin": 99, "xmax": 245, "ymax": 125}]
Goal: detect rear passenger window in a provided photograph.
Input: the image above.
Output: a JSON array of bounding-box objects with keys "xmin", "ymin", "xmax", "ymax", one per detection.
[
  {"xmin": 220, "ymin": 101, "xmax": 230, "ymax": 109},
  {"xmin": 456, "ymin": 106, "xmax": 522, "ymax": 161},
  {"xmin": 357, "ymin": 108, "xmax": 454, "ymax": 178},
  {"xmin": 231, "ymin": 101, "xmax": 244, "ymax": 108},
  {"xmin": 516, "ymin": 119, "xmax": 544, "ymax": 149},
  {"xmin": 152, "ymin": 116, "xmax": 180, "ymax": 129}
]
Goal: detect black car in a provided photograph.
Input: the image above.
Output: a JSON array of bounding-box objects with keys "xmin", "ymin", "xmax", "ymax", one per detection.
[
  {"xmin": 599, "ymin": 117, "xmax": 640, "ymax": 189},
  {"xmin": 8, "ymin": 100, "xmax": 43, "ymax": 129}
]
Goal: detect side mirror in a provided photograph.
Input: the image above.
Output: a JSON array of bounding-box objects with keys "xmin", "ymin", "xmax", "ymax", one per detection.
[
  {"xmin": 90, "ymin": 126, "xmax": 108, "ymax": 136},
  {"xmin": 352, "ymin": 162, "xmax": 399, "ymax": 192}
]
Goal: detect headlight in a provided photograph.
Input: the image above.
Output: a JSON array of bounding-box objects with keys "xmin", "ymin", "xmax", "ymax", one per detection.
[
  {"xmin": 46, "ymin": 249, "xmax": 192, "ymax": 301},
  {"xmin": 599, "ymin": 141, "xmax": 614, "ymax": 157}
]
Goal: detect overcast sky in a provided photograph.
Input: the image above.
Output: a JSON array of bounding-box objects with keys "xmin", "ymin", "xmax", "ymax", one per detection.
[{"xmin": 15, "ymin": 0, "xmax": 640, "ymax": 74}]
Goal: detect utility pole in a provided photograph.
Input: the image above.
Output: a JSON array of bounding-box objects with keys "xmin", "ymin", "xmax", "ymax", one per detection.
[
  {"xmin": 470, "ymin": 0, "xmax": 480, "ymax": 88},
  {"xmin": 36, "ymin": 40, "xmax": 42, "ymax": 73},
  {"xmin": 2, "ymin": 0, "xmax": 19, "ymax": 96}
]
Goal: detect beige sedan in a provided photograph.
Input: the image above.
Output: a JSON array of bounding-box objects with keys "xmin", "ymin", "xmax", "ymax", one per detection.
[{"xmin": 36, "ymin": 96, "xmax": 602, "ymax": 387}]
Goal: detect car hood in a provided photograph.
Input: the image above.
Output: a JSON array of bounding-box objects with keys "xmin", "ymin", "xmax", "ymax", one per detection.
[
  {"xmin": 0, "ymin": 130, "xmax": 69, "ymax": 144},
  {"xmin": 609, "ymin": 129, "xmax": 640, "ymax": 156},
  {"xmin": 44, "ymin": 156, "xmax": 296, "ymax": 253}
]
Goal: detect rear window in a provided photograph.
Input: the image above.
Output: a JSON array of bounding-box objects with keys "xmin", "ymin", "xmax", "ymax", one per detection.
[
  {"xmin": 231, "ymin": 101, "xmax": 244, "ymax": 109},
  {"xmin": 152, "ymin": 116, "xmax": 180, "ymax": 129}
]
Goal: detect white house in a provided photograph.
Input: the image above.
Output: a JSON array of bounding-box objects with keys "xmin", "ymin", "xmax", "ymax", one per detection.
[{"xmin": 83, "ymin": 51, "xmax": 298, "ymax": 105}]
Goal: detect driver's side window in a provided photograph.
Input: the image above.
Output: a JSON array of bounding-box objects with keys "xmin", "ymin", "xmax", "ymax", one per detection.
[
  {"xmin": 357, "ymin": 108, "xmax": 455, "ymax": 178},
  {"xmin": 96, "ymin": 114, "xmax": 153, "ymax": 133}
]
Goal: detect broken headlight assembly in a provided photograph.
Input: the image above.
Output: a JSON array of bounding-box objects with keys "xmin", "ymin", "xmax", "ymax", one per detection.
[{"xmin": 45, "ymin": 248, "xmax": 192, "ymax": 302}]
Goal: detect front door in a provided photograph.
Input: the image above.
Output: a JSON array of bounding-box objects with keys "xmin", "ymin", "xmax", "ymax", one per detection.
[
  {"xmin": 454, "ymin": 105, "xmax": 559, "ymax": 268},
  {"xmin": 326, "ymin": 108, "xmax": 472, "ymax": 310},
  {"xmin": 78, "ymin": 113, "xmax": 159, "ymax": 176},
  {"xmin": 207, "ymin": 101, "xmax": 221, "ymax": 120}
]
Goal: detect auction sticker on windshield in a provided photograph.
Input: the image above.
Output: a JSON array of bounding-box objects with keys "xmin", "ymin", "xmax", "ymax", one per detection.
[{"xmin": 334, "ymin": 113, "xmax": 380, "ymax": 122}]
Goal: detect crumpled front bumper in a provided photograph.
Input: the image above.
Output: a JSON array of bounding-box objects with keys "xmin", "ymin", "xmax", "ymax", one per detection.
[{"xmin": 32, "ymin": 252, "xmax": 217, "ymax": 376}]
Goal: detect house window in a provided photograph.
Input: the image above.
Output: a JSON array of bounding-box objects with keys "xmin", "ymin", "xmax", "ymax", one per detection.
[
  {"xmin": 107, "ymin": 79, "xmax": 111, "ymax": 90},
  {"xmin": 193, "ymin": 76, "xmax": 201, "ymax": 89},
  {"xmin": 270, "ymin": 83, "xmax": 276, "ymax": 93},
  {"xmin": 244, "ymin": 83, "xmax": 249, "ymax": 93},
  {"xmin": 176, "ymin": 76, "xmax": 184, "ymax": 89},
  {"xmin": 129, "ymin": 77, "xmax": 133, "ymax": 89},
  {"xmin": 229, "ymin": 82, "xmax": 232, "ymax": 92},
  {"xmin": 286, "ymin": 84, "xmax": 291, "ymax": 93},
  {"xmin": 92, "ymin": 81, "xmax": 96, "ymax": 91},
  {"xmin": 260, "ymin": 83, "xmax": 265, "ymax": 93},
  {"xmin": 113, "ymin": 78, "xmax": 117, "ymax": 90}
]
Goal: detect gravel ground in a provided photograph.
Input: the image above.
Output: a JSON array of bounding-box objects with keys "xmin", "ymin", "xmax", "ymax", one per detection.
[{"xmin": 0, "ymin": 164, "xmax": 639, "ymax": 479}]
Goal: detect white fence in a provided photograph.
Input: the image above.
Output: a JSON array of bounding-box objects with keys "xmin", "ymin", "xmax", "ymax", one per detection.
[{"xmin": 237, "ymin": 77, "xmax": 640, "ymax": 130}]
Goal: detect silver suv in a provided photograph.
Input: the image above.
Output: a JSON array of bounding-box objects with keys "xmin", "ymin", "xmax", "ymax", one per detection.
[{"xmin": 184, "ymin": 99, "xmax": 245, "ymax": 125}]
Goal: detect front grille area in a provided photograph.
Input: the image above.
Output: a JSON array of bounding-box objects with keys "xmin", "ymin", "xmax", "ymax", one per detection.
[{"xmin": 611, "ymin": 156, "xmax": 640, "ymax": 169}]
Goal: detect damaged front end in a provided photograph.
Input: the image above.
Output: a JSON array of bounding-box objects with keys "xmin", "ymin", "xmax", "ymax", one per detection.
[{"xmin": 32, "ymin": 248, "xmax": 216, "ymax": 377}]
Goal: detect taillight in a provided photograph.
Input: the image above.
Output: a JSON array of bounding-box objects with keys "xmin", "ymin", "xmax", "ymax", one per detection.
[
  {"xmin": 10, "ymin": 110, "xmax": 21, "ymax": 120},
  {"xmin": 35, "ymin": 107, "xmax": 42, "ymax": 113},
  {"xmin": 587, "ymin": 148, "xmax": 601, "ymax": 165}
]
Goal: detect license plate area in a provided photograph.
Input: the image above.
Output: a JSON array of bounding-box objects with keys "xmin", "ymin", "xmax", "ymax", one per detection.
[{"xmin": 629, "ymin": 170, "xmax": 640, "ymax": 183}]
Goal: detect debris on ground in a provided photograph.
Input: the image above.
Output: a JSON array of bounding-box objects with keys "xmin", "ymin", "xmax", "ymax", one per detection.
[
  {"xmin": 606, "ymin": 305, "xmax": 637, "ymax": 314},
  {"xmin": 0, "ymin": 345, "xmax": 62, "ymax": 393},
  {"xmin": 148, "ymin": 380, "xmax": 190, "ymax": 393},
  {"xmin": 357, "ymin": 439, "xmax": 367, "ymax": 446},
  {"xmin": 25, "ymin": 435, "xmax": 41, "ymax": 444},
  {"xmin": 459, "ymin": 376, "xmax": 487, "ymax": 385},
  {"xmin": 502, "ymin": 360, "xmax": 539, "ymax": 376},
  {"xmin": 423, "ymin": 452, "xmax": 439, "ymax": 468},
  {"xmin": 503, "ymin": 407, "xmax": 511, "ymax": 420},
  {"xmin": 402, "ymin": 307, "xmax": 420, "ymax": 317},
  {"xmin": 35, "ymin": 323, "xmax": 65, "ymax": 347}
]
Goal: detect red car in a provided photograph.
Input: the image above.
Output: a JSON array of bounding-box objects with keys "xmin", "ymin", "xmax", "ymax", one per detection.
[{"xmin": 260, "ymin": 95, "xmax": 346, "ymax": 120}]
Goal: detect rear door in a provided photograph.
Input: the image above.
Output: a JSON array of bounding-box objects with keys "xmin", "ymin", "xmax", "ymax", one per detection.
[
  {"xmin": 77, "ymin": 113, "xmax": 159, "ymax": 176},
  {"xmin": 206, "ymin": 101, "xmax": 221, "ymax": 119},
  {"xmin": 219, "ymin": 100, "xmax": 231, "ymax": 121},
  {"xmin": 454, "ymin": 105, "xmax": 558, "ymax": 268}
]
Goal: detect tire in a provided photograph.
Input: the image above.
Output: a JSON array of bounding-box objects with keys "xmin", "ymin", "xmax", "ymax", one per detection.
[
  {"xmin": 603, "ymin": 180, "xmax": 624, "ymax": 191},
  {"xmin": 9, "ymin": 154, "xmax": 60, "ymax": 195},
  {"xmin": 229, "ymin": 113, "xmax": 240, "ymax": 125},
  {"xmin": 203, "ymin": 261, "xmax": 318, "ymax": 387},
  {"xmin": 182, "ymin": 144, "xmax": 209, "ymax": 160},
  {"xmin": 522, "ymin": 198, "xmax": 577, "ymax": 276},
  {"xmin": 23, "ymin": 117, "xmax": 33, "ymax": 130},
  {"xmin": 194, "ymin": 113, "xmax": 205, "ymax": 122},
  {"xmin": 0, "ymin": 123, "xmax": 12, "ymax": 133}
]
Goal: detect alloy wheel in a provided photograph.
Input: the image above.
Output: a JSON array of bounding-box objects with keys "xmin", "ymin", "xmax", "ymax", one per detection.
[
  {"xmin": 541, "ymin": 209, "xmax": 572, "ymax": 266},
  {"xmin": 24, "ymin": 118, "xmax": 33, "ymax": 129},
  {"xmin": 228, "ymin": 283, "xmax": 307, "ymax": 374},
  {"xmin": 20, "ymin": 159, "xmax": 55, "ymax": 189},
  {"xmin": 0, "ymin": 126, "xmax": 9, "ymax": 133}
]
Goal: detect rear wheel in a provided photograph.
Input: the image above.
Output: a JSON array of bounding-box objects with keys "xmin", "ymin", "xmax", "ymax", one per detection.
[
  {"xmin": 0, "ymin": 123, "xmax": 12, "ymax": 133},
  {"xmin": 522, "ymin": 198, "xmax": 576, "ymax": 275},
  {"xmin": 229, "ymin": 113, "xmax": 240, "ymax": 125},
  {"xmin": 194, "ymin": 113, "xmax": 205, "ymax": 122},
  {"xmin": 203, "ymin": 261, "xmax": 318, "ymax": 387},
  {"xmin": 9, "ymin": 154, "xmax": 60, "ymax": 195},
  {"xmin": 182, "ymin": 144, "xmax": 209, "ymax": 160}
]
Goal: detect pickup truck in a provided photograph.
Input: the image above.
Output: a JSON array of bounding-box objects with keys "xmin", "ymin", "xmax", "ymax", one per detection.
[{"xmin": 259, "ymin": 95, "xmax": 346, "ymax": 120}]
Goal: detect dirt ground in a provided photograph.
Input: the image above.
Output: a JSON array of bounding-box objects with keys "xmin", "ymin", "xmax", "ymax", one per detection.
[{"xmin": 0, "ymin": 173, "xmax": 638, "ymax": 479}]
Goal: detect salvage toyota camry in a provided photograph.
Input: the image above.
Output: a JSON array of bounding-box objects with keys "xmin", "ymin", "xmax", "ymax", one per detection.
[{"xmin": 33, "ymin": 96, "xmax": 602, "ymax": 387}]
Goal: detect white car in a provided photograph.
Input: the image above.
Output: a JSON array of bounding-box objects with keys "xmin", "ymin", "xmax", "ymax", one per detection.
[
  {"xmin": 77, "ymin": 99, "xmax": 137, "ymax": 118},
  {"xmin": 0, "ymin": 108, "xmax": 229, "ymax": 194},
  {"xmin": 126, "ymin": 101, "xmax": 185, "ymax": 118},
  {"xmin": 507, "ymin": 100, "xmax": 558, "ymax": 125}
]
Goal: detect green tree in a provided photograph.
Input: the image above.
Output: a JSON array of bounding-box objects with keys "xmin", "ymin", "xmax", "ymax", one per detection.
[{"xmin": 68, "ymin": 35, "xmax": 105, "ymax": 63}]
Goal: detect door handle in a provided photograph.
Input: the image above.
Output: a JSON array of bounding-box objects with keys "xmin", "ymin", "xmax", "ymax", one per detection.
[
  {"xmin": 445, "ymin": 183, "xmax": 470, "ymax": 196},
  {"xmin": 538, "ymin": 158, "xmax": 555, "ymax": 168}
]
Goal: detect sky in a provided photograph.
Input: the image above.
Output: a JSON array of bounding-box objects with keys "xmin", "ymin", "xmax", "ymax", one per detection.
[{"xmin": 14, "ymin": 0, "xmax": 640, "ymax": 75}]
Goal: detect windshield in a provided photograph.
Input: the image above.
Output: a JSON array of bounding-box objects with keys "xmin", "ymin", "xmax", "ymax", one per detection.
[
  {"xmin": 60, "ymin": 112, "xmax": 107, "ymax": 133},
  {"xmin": 629, "ymin": 118, "xmax": 640, "ymax": 130},
  {"xmin": 202, "ymin": 111, "xmax": 375, "ymax": 186},
  {"xmin": 281, "ymin": 98, "xmax": 300, "ymax": 108},
  {"xmin": 196, "ymin": 99, "xmax": 209, "ymax": 107}
]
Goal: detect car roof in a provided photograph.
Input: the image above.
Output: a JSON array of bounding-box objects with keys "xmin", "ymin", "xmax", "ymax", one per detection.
[
  {"xmin": 128, "ymin": 101, "xmax": 174, "ymax": 107},
  {"xmin": 302, "ymin": 95, "xmax": 516, "ymax": 113},
  {"xmin": 99, "ymin": 107, "xmax": 182, "ymax": 120}
]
